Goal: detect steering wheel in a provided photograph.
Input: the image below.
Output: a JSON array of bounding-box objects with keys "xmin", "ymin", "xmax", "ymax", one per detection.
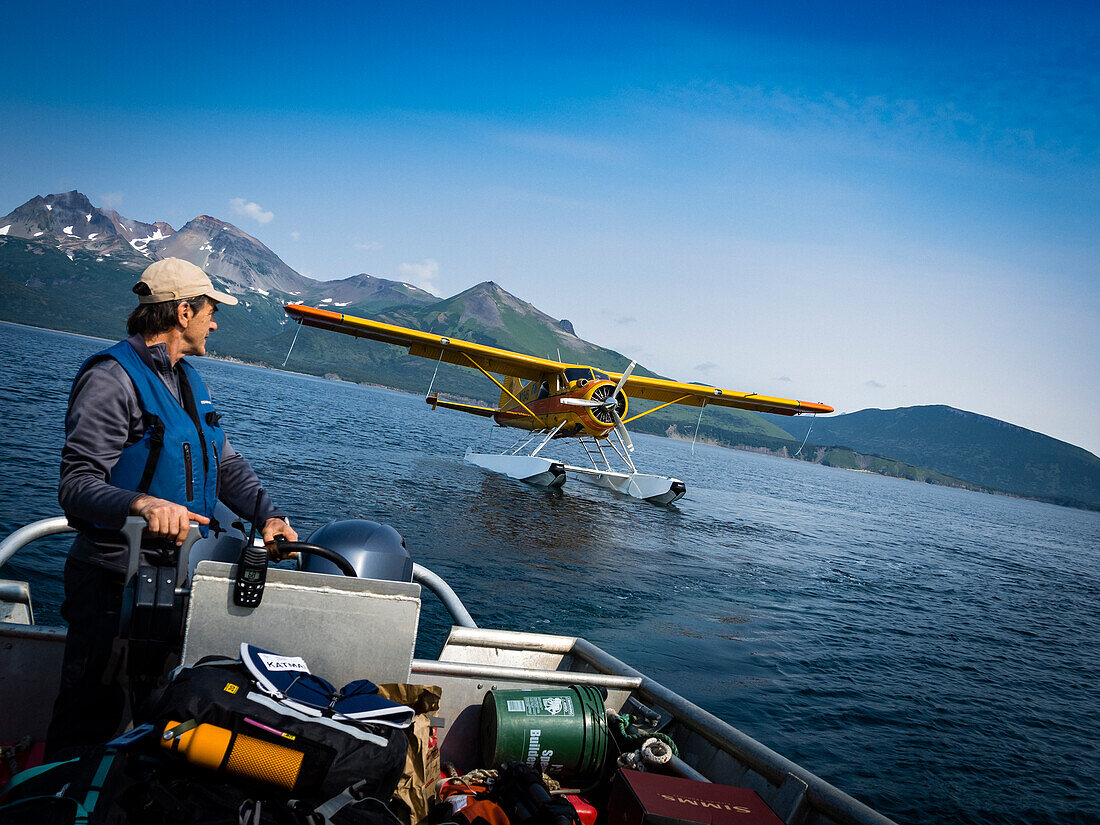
[{"xmin": 272, "ymin": 540, "xmax": 358, "ymax": 577}]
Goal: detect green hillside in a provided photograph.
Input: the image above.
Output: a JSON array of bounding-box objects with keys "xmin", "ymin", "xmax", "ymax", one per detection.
[
  {"xmin": 0, "ymin": 237, "xmax": 143, "ymax": 340},
  {"xmin": 767, "ymin": 406, "xmax": 1100, "ymax": 509}
]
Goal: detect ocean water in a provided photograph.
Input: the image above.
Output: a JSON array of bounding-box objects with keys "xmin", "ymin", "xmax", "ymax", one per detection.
[{"xmin": 1, "ymin": 321, "xmax": 1097, "ymax": 824}]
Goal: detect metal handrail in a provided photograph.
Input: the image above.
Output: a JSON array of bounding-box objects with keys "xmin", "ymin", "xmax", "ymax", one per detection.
[
  {"xmin": 0, "ymin": 516, "xmax": 478, "ymax": 629},
  {"xmin": 412, "ymin": 563, "xmax": 477, "ymax": 628},
  {"xmin": 411, "ymin": 659, "xmax": 640, "ymax": 688},
  {"xmin": 0, "ymin": 516, "xmax": 73, "ymax": 568}
]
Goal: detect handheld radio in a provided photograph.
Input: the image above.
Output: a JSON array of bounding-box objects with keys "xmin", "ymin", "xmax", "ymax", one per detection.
[{"xmin": 232, "ymin": 489, "xmax": 268, "ymax": 608}]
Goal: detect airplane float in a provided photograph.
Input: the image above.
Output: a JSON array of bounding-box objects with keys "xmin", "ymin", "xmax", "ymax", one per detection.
[{"xmin": 283, "ymin": 304, "xmax": 833, "ymax": 505}]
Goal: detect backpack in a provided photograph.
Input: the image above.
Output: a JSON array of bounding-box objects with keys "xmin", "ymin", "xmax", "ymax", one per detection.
[{"xmin": 137, "ymin": 644, "xmax": 408, "ymax": 803}]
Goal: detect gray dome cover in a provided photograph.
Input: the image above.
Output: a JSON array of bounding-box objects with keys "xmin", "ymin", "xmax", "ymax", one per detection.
[{"xmin": 301, "ymin": 519, "xmax": 412, "ymax": 582}]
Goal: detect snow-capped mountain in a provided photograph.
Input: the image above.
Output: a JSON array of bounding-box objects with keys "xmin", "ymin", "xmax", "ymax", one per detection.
[
  {"xmin": 308, "ymin": 272, "xmax": 438, "ymax": 309},
  {"xmin": 0, "ymin": 191, "xmax": 168, "ymax": 262},
  {"xmin": 101, "ymin": 208, "xmax": 175, "ymax": 252},
  {"xmin": 0, "ymin": 191, "xmax": 433, "ymax": 307},
  {"xmin": 147, "ymin": 214, "xmax": 315, "ymax": 297}
]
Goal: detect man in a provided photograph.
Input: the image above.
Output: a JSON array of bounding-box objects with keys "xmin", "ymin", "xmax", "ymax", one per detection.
[{"xmin": 47, "ymin": 257, "xmax": 298, "ymax": 756}]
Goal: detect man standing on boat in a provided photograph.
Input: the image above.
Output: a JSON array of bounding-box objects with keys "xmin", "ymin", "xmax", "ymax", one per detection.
[{"xmin": 47, "ymin": 257, "xmax": 298, "ymax": 757}]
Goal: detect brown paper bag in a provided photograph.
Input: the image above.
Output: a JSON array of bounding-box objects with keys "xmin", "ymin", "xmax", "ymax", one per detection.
[{"xmin": 378, "ymin": 683, "xmax": 444, "ymax": 823}]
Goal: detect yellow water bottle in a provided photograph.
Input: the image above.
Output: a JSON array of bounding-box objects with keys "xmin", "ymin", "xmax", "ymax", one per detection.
[{"xmin": 161, "ymin": 720, "xmax": 304, "ymax": 790}]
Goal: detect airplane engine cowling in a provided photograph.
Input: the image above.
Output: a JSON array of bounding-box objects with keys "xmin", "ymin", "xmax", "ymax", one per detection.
[{"xmin": 586, "ymin": 382, "xmax": 628, "ymax": 426}]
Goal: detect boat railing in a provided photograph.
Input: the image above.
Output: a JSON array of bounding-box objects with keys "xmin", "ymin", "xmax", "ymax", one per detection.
[
  {"xmin": 0, "ymin": 515, "xmax": 73, "ymax": 568},
  {"xmin": 425, "ymin": 628, "xmax": 897, "ymax": 825}
]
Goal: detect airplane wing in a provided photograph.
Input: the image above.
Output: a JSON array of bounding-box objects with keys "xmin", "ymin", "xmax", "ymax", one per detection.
[
  {"xmin": 284, "ymin": 304, "xmax": 562, "ymax": 382},
  {"xmin": 284, "ymin": 304, "xmax": 833, "ymax": 416},
  {"xmin": 610, "ymin": 373, "xmax": 833, "ymax": 417}
]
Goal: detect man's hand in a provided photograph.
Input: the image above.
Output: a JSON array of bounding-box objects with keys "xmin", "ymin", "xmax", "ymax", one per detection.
[
  {"xmin": 130, "ymin": 494, "xmax": 209, "ymax": 546},
  {"xmin": 262, "ymin": 517, "xmax": 299, "ymax": 560}
]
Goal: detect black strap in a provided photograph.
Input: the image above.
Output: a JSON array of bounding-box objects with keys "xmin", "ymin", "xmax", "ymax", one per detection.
[
  {"xmin": 137, "ymin": 415, "xmax": 165, "ymax": 493},
  {"xmin": 161, "ymin": 719, "xmax": 199, "ymax": 746},
  {"xmin": 219, "ymin": 729, "xmax": 239, "ymax": 773}
]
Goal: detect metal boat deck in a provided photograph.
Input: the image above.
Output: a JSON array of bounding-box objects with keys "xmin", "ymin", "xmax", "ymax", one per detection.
[{"xmin": 0, "ymin": 516, "xmax": 896, "ymax": 825}]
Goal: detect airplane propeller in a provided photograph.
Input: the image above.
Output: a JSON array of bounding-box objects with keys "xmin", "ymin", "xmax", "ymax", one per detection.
[
  {"xmin": 610, "ymin": 360, "xmax": 636, "ymax": 451},
  {"xmin": 560, "ymin": 360, "xmax": 637, "ymax": 451},
  {"xmin": 611, "ymin": 359, "xmax": 635, "ymax": 399}
]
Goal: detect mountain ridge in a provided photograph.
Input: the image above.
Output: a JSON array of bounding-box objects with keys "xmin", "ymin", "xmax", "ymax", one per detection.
[
  {"xmin": 768, "ymin": 405, "xmax": 1100, "ymax": 508},
  {"xmin": 3, "ymin": 190, "xmax": 1095, "ymax": 510}
]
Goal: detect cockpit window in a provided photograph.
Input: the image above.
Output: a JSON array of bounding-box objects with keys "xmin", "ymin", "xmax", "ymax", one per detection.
[
  {"xmin": 592, "ymin": 370, "xmax": 610, "ymax": 381},
  {"xmin": 564, "ymin": 368, "xmax": 592, "ymax": 382}
]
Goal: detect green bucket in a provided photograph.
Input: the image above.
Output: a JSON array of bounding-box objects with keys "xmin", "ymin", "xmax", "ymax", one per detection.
[{"xmin": 480, "ymin": 686, "xmax": 609, "ymax": 779}]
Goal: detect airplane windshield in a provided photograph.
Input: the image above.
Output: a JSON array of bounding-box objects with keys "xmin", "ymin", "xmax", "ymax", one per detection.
[
  {"xmin": 592, "ymin": 370, "xmax": 610, "ymax": 381},
  {"xmin": 564, "ymin": 368, "xmax": 592, "ymax": 382}
]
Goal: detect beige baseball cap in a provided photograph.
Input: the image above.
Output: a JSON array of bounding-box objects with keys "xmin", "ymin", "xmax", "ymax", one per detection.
[{"xmin": 134, "ymin": 258, "xmax": 239, "ymax": 306}]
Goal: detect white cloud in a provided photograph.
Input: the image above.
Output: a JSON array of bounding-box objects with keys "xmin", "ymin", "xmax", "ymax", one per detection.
[
  {"xmin": 290, "ymin": 231, "xmax": 300, "ymax": 240},
  {"xmin": 230, "ymin": 198, "xmax": 274, "ymax": 224},
  {"xmin": 397, "ymin": 259, "xmax": 440, "ymax": 295},
  {"xmin": 355, "ymin": 241, "xmax": 382, "ymax": 251}
]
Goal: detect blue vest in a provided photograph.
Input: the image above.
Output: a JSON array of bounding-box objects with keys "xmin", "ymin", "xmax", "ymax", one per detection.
[{"xmin": 75, "ymin": 340, "xmax": 224, "ymax": 534}]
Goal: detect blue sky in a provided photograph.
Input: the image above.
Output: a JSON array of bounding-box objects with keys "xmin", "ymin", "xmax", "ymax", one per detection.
[{"xmin": 3, "ymin": 1, "xmax": 1098, "ymax": 453}]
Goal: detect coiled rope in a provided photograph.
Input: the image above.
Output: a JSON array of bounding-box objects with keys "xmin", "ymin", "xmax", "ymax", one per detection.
[{"xmin": 611, "ymin": 713, "xmax": 679, "ymax": 757}]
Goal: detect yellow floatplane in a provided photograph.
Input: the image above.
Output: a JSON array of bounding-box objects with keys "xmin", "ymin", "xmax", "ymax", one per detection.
[{"xmin": 284, "ymin": 304, "xmax": 832, "ymax": 504}]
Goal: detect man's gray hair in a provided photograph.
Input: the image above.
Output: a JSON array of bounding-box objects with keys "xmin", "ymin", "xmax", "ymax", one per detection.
[{"xmin": 126, "ymin": 294, "xmax": 211, "ymax": 336}]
